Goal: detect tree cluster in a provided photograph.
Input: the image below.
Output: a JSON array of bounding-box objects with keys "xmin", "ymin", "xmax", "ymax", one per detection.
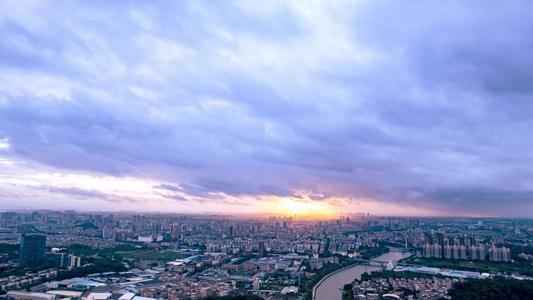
[{"xmin": 448, "ymin": 277, "xmax": 533, "ymax": 300}]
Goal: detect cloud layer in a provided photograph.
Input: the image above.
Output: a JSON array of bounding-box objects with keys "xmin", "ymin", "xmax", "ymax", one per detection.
[{"xmin": 1, "ymin": 1, "xmax": 533, "ymax": 216}]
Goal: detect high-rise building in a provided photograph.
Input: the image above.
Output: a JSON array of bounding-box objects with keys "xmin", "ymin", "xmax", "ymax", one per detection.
[
  {"xmin": 258, "ymin": 241, "xmax": 266, "ymax": 258},
  {"xmin": 66, "ymin": 254, "xmax": 81, "ymax": 268},
  {"xmin": 502, "ymin": 247, "xmax": 511, "ymax": 262},
  {"xmin": 423, "ymin": 243, "xmax": 432, "ymax": 258},
  {"xmin": 470, "ymin": 246, "xmax": 478, "ymax": 260},
  {"xmin": 444, "ymin": 245, "xmax": 452, "ymax": 259},
  {"xmin": 459, "ymin": 245, "xmax": 467, "ymax": 260},
  {"xmin": 94, "ymin": 214, "xmax": 102, "ymax": 224},
  {"xmin": 19, "ymin": 234, "xmax": 46, "ymax": 266},
  {"xmin": 435, "ymin": 233, "xmax": 444, "ymax": 257},
  {"xmin": 45, "ymin": 252, "xmax": 65, "ymax": 267},
  {"xmin": 170, "ymin": 223, "xmax": 179, "ymax": 238},
  {"xmin": 490, "ymin": 244, "xmax": 503, "ymax": 262},
  {"xmin": 478, "ymin": 245, "xmax": 486, "ymax": 260},
  {"xmin": 453, "ymin": 245, "xmax": 459, "ymax": 259},
  {"xmin": 424, "ymin": 234, "xmax": 433, "ymax": 246},
  {"xmin": 432, "ymin": 244, "xmax": 442, "ymax": 258}
]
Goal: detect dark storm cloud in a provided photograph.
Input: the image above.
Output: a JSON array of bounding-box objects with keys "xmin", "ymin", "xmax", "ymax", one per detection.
[
  {"xmin": 190, "ymin": 177, "xmax": 297, "ymax": 198},
  {"xmin": 424, "ymin": 189, "xmax": 533, "ymax": 217},
  {"xmin": 1, "ymin": 1, "xmax": 533, "ymax": 215}
]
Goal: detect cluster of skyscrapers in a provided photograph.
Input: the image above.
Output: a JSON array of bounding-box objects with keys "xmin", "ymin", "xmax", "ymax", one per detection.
[
  {"xmin": 18, "ymin": 234, "xmax": 81, "ymax": 268},
  {"xmin": 422, "ymin": 233, "xmax": 511, "ymax": 262}
]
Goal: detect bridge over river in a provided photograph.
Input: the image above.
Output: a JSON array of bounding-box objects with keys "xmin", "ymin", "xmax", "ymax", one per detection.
[{"xmin": 353, "ymin": 259, "xmax": 394, "ymax": 267}]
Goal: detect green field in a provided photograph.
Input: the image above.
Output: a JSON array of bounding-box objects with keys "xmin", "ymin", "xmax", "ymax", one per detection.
[
  {"xmin": 263, "ymin": 284, "xmax": 284, "ymax": 291},
  {"xmin": 418, "ymin": 258, "xmax": 533, "ymax": 275},
  {"xmin": 228, "ymin": 269, "xmax": 258, "ymax": 276},
  {"xmin": 117, "ymin": 251, "xmax": 188, "ymax": 262}
]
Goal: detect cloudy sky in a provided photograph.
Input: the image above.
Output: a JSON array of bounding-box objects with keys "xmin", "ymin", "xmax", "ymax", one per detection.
[{"xmin": 1, "ymin": 1, "xmax": 533, "ymax": 217}]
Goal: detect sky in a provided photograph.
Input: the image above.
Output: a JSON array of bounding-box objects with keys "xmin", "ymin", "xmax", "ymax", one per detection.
[{"xmin": 1, "ymin": 1, "xmax": 533, "ymax": 217}]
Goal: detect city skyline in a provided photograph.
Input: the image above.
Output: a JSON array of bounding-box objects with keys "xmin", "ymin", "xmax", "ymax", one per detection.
[{"xmin": 1, "ymin": 1, "xmax": 533, "ymax": 217}]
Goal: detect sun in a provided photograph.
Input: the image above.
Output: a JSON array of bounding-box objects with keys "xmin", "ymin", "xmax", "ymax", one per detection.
[{"xmin": 277, "ymin": 198, "xmax": 330, "ymax": 216}]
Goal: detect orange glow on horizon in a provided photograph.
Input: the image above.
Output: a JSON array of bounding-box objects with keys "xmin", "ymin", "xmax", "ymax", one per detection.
[{"xmin": 276, "ymin": 198, "xmax": 334, "ymax": 216}]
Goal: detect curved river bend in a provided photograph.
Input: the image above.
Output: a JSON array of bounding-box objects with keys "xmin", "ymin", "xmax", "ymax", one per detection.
[{"xmin": 314, "ymin": 251, "xmax": 411, "ymax": 300}]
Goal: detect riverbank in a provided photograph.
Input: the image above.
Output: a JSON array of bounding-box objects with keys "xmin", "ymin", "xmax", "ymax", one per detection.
[
  {"xmin": 311, "ymin": 262, "xmax": 359, "ymax": 300},
  {"xmin": 302, "ymin": 259, "xmax": 358, "ymax": 300},
  {"xmin": 314, "ymin": 250, "xmax": 413, "ymax": 300},
  {"xmin": 308, "ymin": 247, "xmax": 393, "ymax": 300}
]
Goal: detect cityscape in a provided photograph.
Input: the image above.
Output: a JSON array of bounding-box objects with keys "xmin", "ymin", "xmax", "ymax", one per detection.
[
  {"xmin": 1, "ymin": 211, "xmax": 533, "ymax": 299},
  {"xmin": 2, "ymin": 0, "xmax": 533, "ymax": 299}
]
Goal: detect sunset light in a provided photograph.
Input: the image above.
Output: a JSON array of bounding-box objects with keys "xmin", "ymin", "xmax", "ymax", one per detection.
[
  {"xmin": 277, "ymin": 198, "xmax": 332, "ymax": 216},
  {"xmin": 1, "ymin": 2, "xmax": 533, "ymax": 299}
]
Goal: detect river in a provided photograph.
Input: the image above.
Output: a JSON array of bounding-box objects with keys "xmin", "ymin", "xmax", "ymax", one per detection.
[{"xmin": 314, "ymin": 250, "xmax": 412, "ymax": 300}]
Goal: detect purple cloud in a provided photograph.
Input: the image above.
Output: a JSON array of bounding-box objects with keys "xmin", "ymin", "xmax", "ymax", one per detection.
[{"xmin": 1, "ymin": 1, "xmax": 533, "ymax": 216}]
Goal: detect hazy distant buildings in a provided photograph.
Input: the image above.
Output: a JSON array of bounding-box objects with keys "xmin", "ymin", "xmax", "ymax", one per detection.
[{"xmin": 19, "ymin": 234, "xmax": 46, "ymax": 266}]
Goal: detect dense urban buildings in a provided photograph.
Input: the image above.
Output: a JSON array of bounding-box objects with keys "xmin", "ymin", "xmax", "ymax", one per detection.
[{"xmin": 0, "ymin": 210, "xmax": 533, "ymax": 299}]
